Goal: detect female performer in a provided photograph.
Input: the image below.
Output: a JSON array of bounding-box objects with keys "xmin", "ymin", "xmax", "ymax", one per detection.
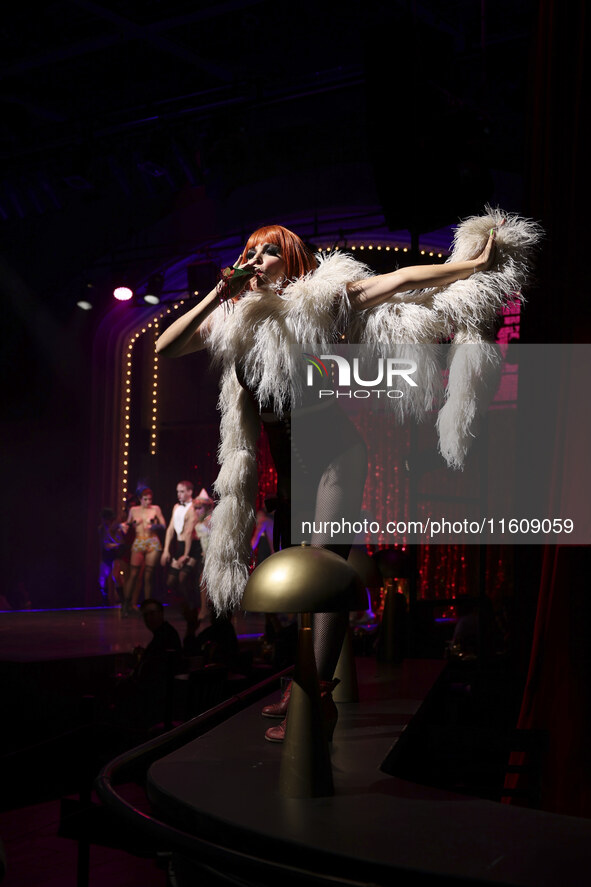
[
  {"xmin": 156, "ymin": 211, "xmax": 540, "ymax": 739},
  {"xmin": 121, "ymin": 489, "xmax": 166, "ymax": 616},
  {"xmin": 98, "ymin": 507, "xmax": 128, "ymax": 605}
]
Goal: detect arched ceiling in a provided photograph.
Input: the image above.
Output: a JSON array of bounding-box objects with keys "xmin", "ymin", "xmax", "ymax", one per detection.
[{"xmin": 0, "ymin": 0, "xmax": 536, "ymax": 313}]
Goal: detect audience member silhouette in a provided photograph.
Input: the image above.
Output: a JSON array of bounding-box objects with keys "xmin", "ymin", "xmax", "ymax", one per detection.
[
  {"xmin": 183, "ymin": 601, "xmax": 238, "ymax": 668},
  {"xmin": 111, "ymin": 599, "xmax": 183, "ymax": 729}
]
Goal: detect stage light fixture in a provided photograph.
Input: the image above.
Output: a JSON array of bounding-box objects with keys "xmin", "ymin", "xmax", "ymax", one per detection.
[
  {"xmin": 114, "ymin": 286, "xmax": 133, "ymax": 301},
  {"xmin": 76, "ymin": 282, "xmax": 95, "ymax": 310},
  {"xmin": 143, "ymin": 272, "xmax": 164, "ymax": 305}
]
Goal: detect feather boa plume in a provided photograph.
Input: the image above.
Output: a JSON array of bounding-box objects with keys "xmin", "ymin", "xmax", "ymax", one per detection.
[
  {"xmin": 437, "ymin": 334, "xmax": 503, "ymax": 469},
  {"xmin": 356, "ymin": 207, "xmax": 542, "ymax": 460},
  {"xmin": 434, "ymin": 208, "xmax": 541, "ymax": 466},
  {"xmin": 431, "ymin": 206, "xmax": 543, "ymax": 336}
]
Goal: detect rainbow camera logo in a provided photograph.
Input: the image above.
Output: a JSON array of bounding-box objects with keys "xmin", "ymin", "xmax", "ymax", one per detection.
[
  {"xmin": 303, "ymin": 353, "xmax": 329, "ymax": 384},
  {"xmin": 303, "ymin": 351, "xmax": 417, "ymax": 400}
]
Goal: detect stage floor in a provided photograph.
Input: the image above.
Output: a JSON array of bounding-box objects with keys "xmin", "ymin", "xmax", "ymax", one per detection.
[
  {"xmin": 147, "ymin": 658, "xmax": 591, "ymax": 886},
  {"xmin": 0, "ymin": 606, "xmax": 266, "ymax": 664}
]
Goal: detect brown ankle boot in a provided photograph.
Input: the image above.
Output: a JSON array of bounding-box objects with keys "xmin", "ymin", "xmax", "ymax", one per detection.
[
  {"xmin": 264, "ymin": 718, "xmax": 287, "ymax": 742},
  {"xmin": 263, "ymin": 679, "xmax": 339, "ymax": 743},
  {"xmin": 261, "ymin": 681, "xmax": 292, "ymax": 719}
]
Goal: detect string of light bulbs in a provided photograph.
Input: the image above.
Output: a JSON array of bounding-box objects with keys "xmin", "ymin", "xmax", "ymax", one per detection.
[
  {"xmin": 119, "ymin": 300, "xmax": 185, "ymax": 510},
  {"xmin": 317, "ymin": 244, "xmax": 446, "ymax": 258}
]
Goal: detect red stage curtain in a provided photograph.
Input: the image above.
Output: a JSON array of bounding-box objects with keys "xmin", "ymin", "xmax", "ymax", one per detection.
[
  {"xmin": 502, "ymin": 0, "xmax": 591, "ymax": 817},
  {"xmin": 507, "ymin": 546, "xmax": 591, "ymax": 816}
]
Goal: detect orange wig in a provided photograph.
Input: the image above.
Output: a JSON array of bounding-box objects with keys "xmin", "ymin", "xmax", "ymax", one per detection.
[{"xmin": 238, "ymin": 225, "xmax": 317, "ymax": 281}]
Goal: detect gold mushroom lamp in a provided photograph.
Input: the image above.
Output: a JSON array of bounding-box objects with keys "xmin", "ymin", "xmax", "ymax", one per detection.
[{"xmin": 242, "ymin": 544, "xmax": 366, "ymax": 798}]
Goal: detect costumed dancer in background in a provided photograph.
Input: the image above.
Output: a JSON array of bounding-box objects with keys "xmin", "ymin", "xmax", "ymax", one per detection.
[
  {"xmin": 251, "ymin": 508, "xmax": 275, "ymax": 566},
  {"xmin": 156, "ymin": 210, "xmax": 541, "ymax": 741},
  {"xmin": 192, "ymin": 487, "xmax": 214, "ymax": 562},
  {"xmin": 121, "ymin": 488, "xmax": 166, "ymax": 616},
  {"xmin": 161, "ymin": 480, "xmax": 202, "ymax": 613},
  {"xmin": 192, "ymin": 487, "xmax": 215, "ymax": 619},
  {"xmin": 98, "ymin": 507, "xmax": 128, "ymax": 605}
]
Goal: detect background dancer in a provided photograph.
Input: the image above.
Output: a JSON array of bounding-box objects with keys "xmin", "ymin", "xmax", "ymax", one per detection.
[
  {"xmin": 122, "ymin": 489, "xmax": 165, "ymax": 616},
  {"xmin": 161, "ymin": 480, "xmax": 201, "ymax": 613}
]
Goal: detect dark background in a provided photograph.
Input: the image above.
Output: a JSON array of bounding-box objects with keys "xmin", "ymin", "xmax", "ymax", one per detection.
[{"xmin": 1, "ymin": 0, "xmax": 588, "ymax": 609}]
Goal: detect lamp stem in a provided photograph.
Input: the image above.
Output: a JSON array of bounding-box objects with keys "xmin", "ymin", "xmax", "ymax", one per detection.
[{"xmin": 279, "ymin": 612, "xmax": 334, "ymax": 797}]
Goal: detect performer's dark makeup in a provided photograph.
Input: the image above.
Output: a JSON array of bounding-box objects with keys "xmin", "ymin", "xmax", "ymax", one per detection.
[{"xmin": 246, "ymin": 243, "xmax": 281, "ymax": 260}]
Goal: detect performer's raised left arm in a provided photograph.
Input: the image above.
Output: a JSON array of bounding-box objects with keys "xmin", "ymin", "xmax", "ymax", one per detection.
[{"xmin": 347, "ymin": 227, "xmax": 498, "ymax": 310}]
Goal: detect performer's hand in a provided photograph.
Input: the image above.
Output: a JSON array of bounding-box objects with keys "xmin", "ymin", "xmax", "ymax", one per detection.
[
  {"xmin": 472, "ymin": 219, "xmax": 505, "ymax": 273},
  {"xmin": 217, "ymin": 258, "xmax": 256, "ymax": 302},
  {"xmin": 160, "ymin": 551, "xmax": 170, "ymax": 567}
]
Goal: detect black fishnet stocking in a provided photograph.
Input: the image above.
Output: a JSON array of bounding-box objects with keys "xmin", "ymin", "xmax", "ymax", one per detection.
[
  {"xmin": 308, "ymin": 442, "xmax": 366, "ymax": 681},
  {"xmin": 312, "ymin": 609, "xmax": 349, "ymax": 681}
]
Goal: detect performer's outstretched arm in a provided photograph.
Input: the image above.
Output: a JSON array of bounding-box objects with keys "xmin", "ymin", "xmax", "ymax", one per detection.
[{"xmin": 347, "ymin": 226, "xmax": 498, "ymax": 310}]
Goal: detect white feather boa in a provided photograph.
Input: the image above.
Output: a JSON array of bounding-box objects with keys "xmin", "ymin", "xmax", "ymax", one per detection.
[
  {"xmin": 203, "ymin": 251, "xmax": 371, "ymax": 612},
  {"xmin": 203, "ymin": 209, "xmax": 542, "ymax": 611},
  {"xmin": 435, "ymin": 207, "xmax": 541, "ymax": 465}
]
